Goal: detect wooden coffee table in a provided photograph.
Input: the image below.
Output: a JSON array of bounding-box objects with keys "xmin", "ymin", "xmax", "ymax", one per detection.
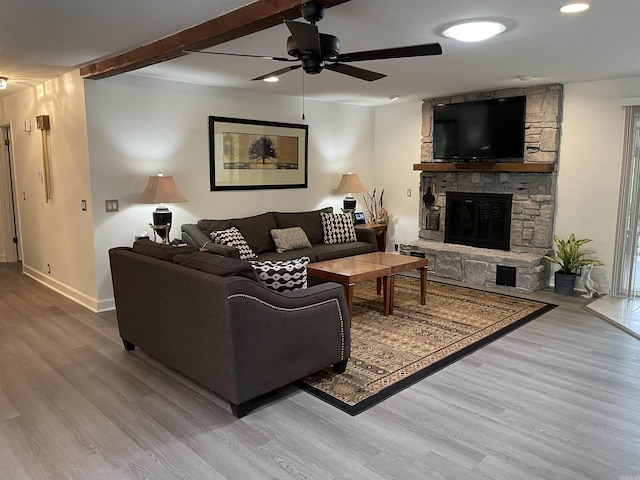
[
  {"xmin": 353, "ymin": 252, "xmax": 429, "ymax": 315},
  {"xmin": 307, "ymin": 253, "xmax": 429, "ymax": 318},
  {"xmin": 306, "ymin": 257, "xmax": 392, "ymax": 319}
]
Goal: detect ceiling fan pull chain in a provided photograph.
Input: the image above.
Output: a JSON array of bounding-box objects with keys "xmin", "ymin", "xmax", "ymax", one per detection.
[{"xmin": 302, "ymin": 71, "xmax": 306, "ymax": 120}]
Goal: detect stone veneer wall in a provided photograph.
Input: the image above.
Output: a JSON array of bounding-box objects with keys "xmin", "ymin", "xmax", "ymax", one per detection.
[
  {"xmin": 401, "ymin": 84, "xmax": 563, "ymax": 293},
  {"xmin": 421, "ymin": 84, "xmax": 563, "ymax": 165},
  {"xmin": 418, "ymin": 172, "xmax": 555, "ymax": 255}
]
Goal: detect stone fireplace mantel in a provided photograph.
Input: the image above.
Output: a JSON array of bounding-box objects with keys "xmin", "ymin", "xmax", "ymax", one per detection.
[{"xmin": 413, "ymin": 163, "xmax": 555, "ymax": 173}]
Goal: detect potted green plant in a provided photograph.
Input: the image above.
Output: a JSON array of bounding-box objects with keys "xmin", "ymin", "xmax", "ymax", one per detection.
[{"xmin": 542, "ymin": 234, "xmax": 603, "ymax": 295}]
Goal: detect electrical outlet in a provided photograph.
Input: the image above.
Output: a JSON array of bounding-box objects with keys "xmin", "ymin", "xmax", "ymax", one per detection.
[
  {"xmin": 394, "ymin": 244, "xmax": 399, "ymax": 251},
  {"xmin": 81, "ymin": 200, "xmax": 87, "ymax": 211}
]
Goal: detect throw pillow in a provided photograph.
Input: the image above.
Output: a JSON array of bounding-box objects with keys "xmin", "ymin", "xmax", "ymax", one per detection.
[
  {"xmin": 210, "ymin": 227, "xmax": 258, "ymax": 260},
  {"xmin": 249, "ymin": 257, "xmax": 310, "ymax": 292},
  {"xmin": 320, "ymin": 212, "xmax": 357, "ymax": 245},
  {"xmin": 270, "ymin": 227, "xmax": 312, "ymax": 253}
]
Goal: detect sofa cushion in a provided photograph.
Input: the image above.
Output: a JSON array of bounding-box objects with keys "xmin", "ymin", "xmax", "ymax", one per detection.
[
  {"xmin": 172, "ymin": 252, "xmax": 257, "ymax": 280},
  {"xmin": 198, "ymin": 212, "xmax": 277, "ymax": 254},
  {"xmin": 132, "ymin": 239, "xmax": 199, "ymax": 261},
  {"xmin": 273, "ymin": 207, "xmax": 332, "ymax": 245},
  {"xmin": 249, "ymin": 257, "xmax": 310, "ymax": 292},
  {"xmin": 211, "ymin": 227, "xmax": 258, "ymax": 260},
  {"xmin": 312, "ymin": 241, "xmax": 374, "ymax": 261},
  {"xmin": 320, "ymin": 212, "xmax": 357, "ymax": 244},
  {"xmin": 270, "ymin": 227, "xmax": 312, "ymax": 253}
]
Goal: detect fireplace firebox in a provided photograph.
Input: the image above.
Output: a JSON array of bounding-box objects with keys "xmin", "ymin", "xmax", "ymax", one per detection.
[{"xmin": 445, "ymin": 192, "xmax": 512, "ymax": 251}]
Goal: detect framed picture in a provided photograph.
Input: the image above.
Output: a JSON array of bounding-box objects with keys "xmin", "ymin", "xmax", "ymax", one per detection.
[{"xmin": 209, "ymin": 116, "xmax": 308, "ymax": 191}]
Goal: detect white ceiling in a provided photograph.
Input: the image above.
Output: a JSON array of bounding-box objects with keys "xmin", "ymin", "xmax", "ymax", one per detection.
[{"xmin": 1, "ymin": 0, "xmax": 639, "ymax": 106}]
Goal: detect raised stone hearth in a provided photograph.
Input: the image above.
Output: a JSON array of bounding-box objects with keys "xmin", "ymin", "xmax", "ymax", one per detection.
[
  {"xmin": 399, "ymin": 240, "xmax": 548, "ymax": 293},
  {"xmin": 403, "ymin": 84, "xmax": 562, "ymax": 292}
]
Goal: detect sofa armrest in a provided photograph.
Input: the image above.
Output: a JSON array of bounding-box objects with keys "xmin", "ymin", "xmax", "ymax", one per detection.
[
  {"xmin": 181, "ymin": 223, "xmax": 240, "ymax": 258},
  {"xmin": 355, "ymin": 227, "xmax": 379, "ymax": 252},
  {"xmin": 222, "ymin": 278, "xmax": 351, "ymax": 402}
]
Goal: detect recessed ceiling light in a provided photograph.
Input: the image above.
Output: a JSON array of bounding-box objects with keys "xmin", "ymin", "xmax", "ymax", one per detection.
[
  {"xmin": 442, "ymin": 21, "xmax": 507, "ymax": 42},
  {"xmin": 263, "ymin": 76, "xmax": 279, "ymax": 83},
  {"xmin": 560, "ymin": 3, "xmax": 589, "ymax": 13},
  {"xmin": 389, "ymin": 95, "xmax": 400, "ymax": 101},
  {"xmin": 0, "ymin": 77, "xmax": 7, "ymax": 89},
  {"xmin": 517, "ymin": 75, "xmax": 534, "ymax": 82}
]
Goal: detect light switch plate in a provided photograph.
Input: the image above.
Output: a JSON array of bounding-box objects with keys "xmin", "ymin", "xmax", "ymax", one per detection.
[{"xmin": 105, "ymin": 199, "xmax": 119, "ymax": 212}]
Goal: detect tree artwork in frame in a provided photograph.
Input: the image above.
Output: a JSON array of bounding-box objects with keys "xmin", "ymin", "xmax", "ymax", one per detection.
[{"xmin": 209, "ymin": 116, "xmax": 308, "ymax": 191}]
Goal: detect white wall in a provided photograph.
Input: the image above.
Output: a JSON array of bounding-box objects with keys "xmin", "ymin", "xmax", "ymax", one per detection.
[
  {"xmin": 0, "ymin": 71, "xmax": 98, "ymax": 307},
  {"xmin": 84, "ymin": 74, "xmax": 375, "ymax": 306},
  {"xmin": 556, "ymin": 77, "xmax": 640, "ymax": 293},
  {"xmin": 373, "ymin": 101, "xmax": 422, "ymax": 251}
]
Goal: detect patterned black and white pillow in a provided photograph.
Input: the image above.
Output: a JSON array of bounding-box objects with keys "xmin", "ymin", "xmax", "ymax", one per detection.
[
  {"xmin": 249, "ymin": 257, "xmax": 310, "ymax": 292},
  {"xmin": 210, "ymin": 227, "xmax": 258, "ymax": 260},
  {"xmin": 320, "ymin": 212, "xmax": 357, "ymax": 244}
]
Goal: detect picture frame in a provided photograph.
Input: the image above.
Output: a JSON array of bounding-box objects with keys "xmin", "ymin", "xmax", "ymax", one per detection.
[{"xmin": 209, "ymin": 116, "xmax": 308, "ymax": 191}]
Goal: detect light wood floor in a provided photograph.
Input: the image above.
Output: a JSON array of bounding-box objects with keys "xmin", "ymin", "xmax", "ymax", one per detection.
[{"xmin": 1, "ymin": 262, "xmax": 639, "ymax": 480}]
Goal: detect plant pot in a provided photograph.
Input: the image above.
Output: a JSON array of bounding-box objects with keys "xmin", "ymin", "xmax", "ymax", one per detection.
[{"xmin": 554, "ymin": 271, "xmax": 576, "ymax": 295}]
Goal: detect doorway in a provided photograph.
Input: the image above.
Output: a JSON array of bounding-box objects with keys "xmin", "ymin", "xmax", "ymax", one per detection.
[
  {"xmin": 0, "ymin": 126, "xmax": 21, "ymax": 262},
  {"xmin": 612, "ymin": 105, "xmax": 640, "ymax": 298}
]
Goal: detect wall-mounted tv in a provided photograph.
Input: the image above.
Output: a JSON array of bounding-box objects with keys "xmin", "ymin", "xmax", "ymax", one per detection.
[{"xmin": 433, "ymin": 96, "xmax": 526, "ymax": 161}]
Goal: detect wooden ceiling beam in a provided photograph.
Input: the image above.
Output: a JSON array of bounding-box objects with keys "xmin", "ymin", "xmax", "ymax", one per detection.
[{"xmin": 79, "ymin": 0, "xmax": 351, "ymax": 80}]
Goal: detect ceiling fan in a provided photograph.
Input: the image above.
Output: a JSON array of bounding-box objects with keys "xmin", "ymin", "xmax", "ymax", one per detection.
[{"xmin": 185, "ymin": 1, "xmax": 443, "ymax": 82}]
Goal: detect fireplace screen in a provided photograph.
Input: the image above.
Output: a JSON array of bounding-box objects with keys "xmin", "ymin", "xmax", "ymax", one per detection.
[{"xmin": 445, "ymin": 192, "xmax": 512, "ymax": 251}]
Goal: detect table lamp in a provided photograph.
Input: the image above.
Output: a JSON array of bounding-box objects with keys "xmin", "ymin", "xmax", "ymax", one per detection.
[
  {"xmin": 138, "ymin": 172, "xmax": 187, "ymax": 243},
  {"xmin": 335, "ymin": 172, "xmax": 367, "ymax": 211}
]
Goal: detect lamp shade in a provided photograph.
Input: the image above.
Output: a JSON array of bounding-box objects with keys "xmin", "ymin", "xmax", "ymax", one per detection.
[
  {"xmin": 335, "ymin": 173, "xmax": 367, "ymax": 195},
  {"xmin": 138, "ymin": 174, "xmax": 187, "ymax": 204}
]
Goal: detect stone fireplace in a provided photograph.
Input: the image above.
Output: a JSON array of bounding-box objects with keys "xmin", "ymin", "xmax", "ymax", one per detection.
[{"xmin": 400, "ymin": 84, "xmax": 562, "ymax": 293}]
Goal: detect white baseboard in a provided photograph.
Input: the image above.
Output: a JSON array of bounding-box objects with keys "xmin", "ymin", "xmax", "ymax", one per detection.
[{"xmin": 22, "ymin": 264, "xmax": 115, "ymax": 313}]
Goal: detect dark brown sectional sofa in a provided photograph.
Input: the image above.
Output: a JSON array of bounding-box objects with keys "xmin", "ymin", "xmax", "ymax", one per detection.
[
  {"xmin": 109, "ymin": 240, "xmax": 351, "ymax": 418},
  {"xmin": 180, "ymin": 207, "xmax": 378, "ymax": 261}
]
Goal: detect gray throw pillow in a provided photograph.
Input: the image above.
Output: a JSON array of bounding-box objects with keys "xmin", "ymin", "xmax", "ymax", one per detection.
[{"xmin": 270, "ymin": 227, "xmax": 312, "ymax": 253}]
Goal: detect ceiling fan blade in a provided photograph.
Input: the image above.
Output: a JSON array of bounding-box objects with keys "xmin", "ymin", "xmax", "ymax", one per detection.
[
  {"xmin": 337, "ymin": 43, "xmax": 443, "ymax": 62},
  {"xmin": 182, "ymin": 49, "xmax": 294, "ymax": 62},
  {"xmin": 285, "ymin": 20, "xmax": 321, "ymax": 54},
  {"xmin": 251, "ymin": 65, "xmax": 301, "ymax": 81},
  {"xmin": 325, "ymin": 63, "xmax": 386, "ymax": 82}
]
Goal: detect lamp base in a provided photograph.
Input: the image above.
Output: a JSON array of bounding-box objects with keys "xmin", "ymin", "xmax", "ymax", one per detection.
[
  {"xmin": 152, "ymin": 207, "xmax": 172, "ymax": 244},
  {"xmin": 343, "ymin": 196, "xmax": 356, "ymax": 210}
]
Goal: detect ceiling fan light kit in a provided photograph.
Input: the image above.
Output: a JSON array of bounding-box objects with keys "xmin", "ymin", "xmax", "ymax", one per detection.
[
  {"xmin": 188, "ymin": 1, "xmax": 442, "ymax": 83},
  {"xmin": 442, "ymin": 20, "xmax": 508, "ymax": 42}
]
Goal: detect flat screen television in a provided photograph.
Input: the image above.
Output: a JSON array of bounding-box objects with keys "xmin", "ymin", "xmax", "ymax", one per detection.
[{"xmin": 433, "ymin": 96, "xmax": 526, "ymax": 161}]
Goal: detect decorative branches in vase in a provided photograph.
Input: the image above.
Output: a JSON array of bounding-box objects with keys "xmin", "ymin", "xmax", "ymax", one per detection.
[{"xmin": 362, "ymin": 188, "xmax": 388, "ymax": 224}]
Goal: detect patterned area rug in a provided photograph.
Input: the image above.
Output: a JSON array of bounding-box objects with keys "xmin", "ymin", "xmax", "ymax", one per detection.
[{"xmin": 297, "ymin": 276, "xmax": 556, "ymax": 415}]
